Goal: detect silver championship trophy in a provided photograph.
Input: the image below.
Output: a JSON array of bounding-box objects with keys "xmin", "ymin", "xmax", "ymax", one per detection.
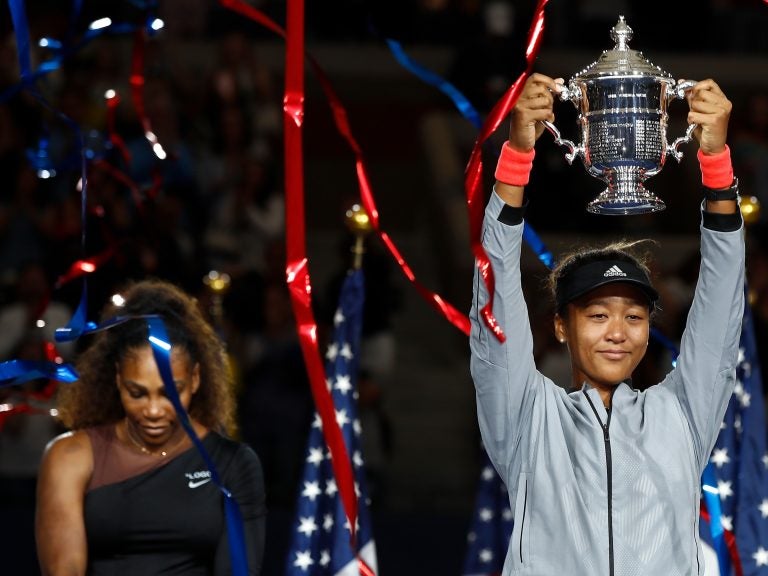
[{"xmin": 543, "ymin": 16, "xmax": 696, "ymax": 215}]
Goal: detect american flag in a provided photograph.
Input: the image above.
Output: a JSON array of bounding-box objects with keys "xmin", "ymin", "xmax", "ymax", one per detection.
[
  {"xmin": 701, "ymin": 292, "xmax": 768, "ymax": 576},
  {"xmin": 463, "ymin": 290, "xmax": 768, "ymax": 576},
  {"xmin": 462, "ymin": 447, "xmax": 513, "ymax": 576},
  {"xmin": 285, "ymin": 268, "xmax": 377, "ymax": 576}
]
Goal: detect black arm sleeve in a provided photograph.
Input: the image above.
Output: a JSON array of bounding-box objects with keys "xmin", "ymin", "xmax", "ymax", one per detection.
[{"xmin": 214, "ymin": 444, "xmax": 267, "ymax": 576}]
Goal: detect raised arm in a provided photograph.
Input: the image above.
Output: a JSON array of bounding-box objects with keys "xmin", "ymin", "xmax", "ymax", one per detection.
[
  {"xmin": 494, "ymin": 73, "xmax": 562, "ymax": 208},
  {"xmin": 36, "ymin": 432, "xmax": 92, "ymax": 576},
  {"xmin": 470, "ymin": 74, "xmax": 563, "ymax": 481},
  {"xmin": 666, "ymin": 79, "xmax": 744, "ymax": 467}
]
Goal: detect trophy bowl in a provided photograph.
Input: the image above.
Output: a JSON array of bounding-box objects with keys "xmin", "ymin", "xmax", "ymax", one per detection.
[{"xmin": 542, "ymin": 16, "xmax": 696, "ymax": 215}]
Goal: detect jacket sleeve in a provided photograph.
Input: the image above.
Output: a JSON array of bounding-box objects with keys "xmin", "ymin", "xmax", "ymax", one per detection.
[
  {"xmin": 470, "ymin": 190, "xmax": 541, "ymax": 485},
  {"xmin": 666, "ymin": 212, "xmax": 745, "ymax": 471},
  {"xmin": 214, "ymin": 443, "xmax": 267, "ymax": 576}
]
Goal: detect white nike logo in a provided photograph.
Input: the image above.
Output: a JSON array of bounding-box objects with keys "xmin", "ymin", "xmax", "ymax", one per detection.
[{"xmin": 188, "ymin": 478, "xmax": 212, "ymax": 489}]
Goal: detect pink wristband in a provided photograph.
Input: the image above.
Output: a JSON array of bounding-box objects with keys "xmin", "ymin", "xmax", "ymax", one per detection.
[
  {"xmin": 495, "ymin": 143, "xmax": 535, "ymax": 186},
  {"xmin": 698, "ymin": 145, "xmax": 734, "ymax": 189}
]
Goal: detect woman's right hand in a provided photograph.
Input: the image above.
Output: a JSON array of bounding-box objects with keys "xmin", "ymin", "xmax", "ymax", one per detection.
[{"xmin": 509, "ymin": 73, "xmax": 564, "ymax": 152}]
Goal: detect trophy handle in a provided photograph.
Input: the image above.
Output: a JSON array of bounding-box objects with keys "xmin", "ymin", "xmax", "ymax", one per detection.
[
  {"xmin": 665, "ymin": 79, "xmax": 698, "ymax": 162},
  {"xmin": 540, "ymin": 120, "xmax": 581, "ymax": 164},
  {"xmin": 668, "ymin": 78, "xmax": 697, "ymax": 101},
  {"xmin": 667, "ymin": 123, "xmax": 697, "ymax": 162}
]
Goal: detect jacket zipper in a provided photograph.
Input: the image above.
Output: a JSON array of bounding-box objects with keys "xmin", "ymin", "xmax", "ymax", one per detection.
[
  {"xmin": 520, "ymin": 477, "xmax": 528, "ymax": 564},
  {"xmin": 585, "ymin": 392, "xmax": 614, "ymax": 576}
]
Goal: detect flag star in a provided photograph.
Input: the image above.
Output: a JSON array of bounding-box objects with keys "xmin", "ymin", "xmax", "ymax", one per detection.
[
  {"xmin": 479, "ymin": 548, "xmax": 494, "ymax": 563},
  {"xmin": 326, "ymin": 343, "xmax": 338, "ymax": 361},
  {"xmin": 325, "ymin": 478, "xmax": 338, "ymax": 497},
  {"xmin": 720, "ymin": 420, "xmax": 727, "ymax": 431},
  {"xmin": 297, "ymin": 516, "xmax": 319, "ymax": 537},
  {"xmin": 734, "ymin": 415, "xmax": 742, "ymax": 434},
  {"xmin": 739, "ymin": 391, "xmax": 751, "ymax": 408},
  {"xmin": 502, "ymin": 507, "xmax": 514, "ymax": 521},
  {"xmin": 467, "ymin": 531, "xmax": 477, "ymax": 543},
  {"xmin": 710, "ymin": 447, "xmax": 730, "ymax": 468},
  {"xmin": 302, "ymin": 481, "xmax": 322, "ymax": 501},
  {"xmin": 323, "ymin": 514, "xmax": 334, "ymax": 532},
  {"xmin": 354, "ymin": 481, "xmax": 361, "ymax": 498},
  {"xmin": 753, "ymin": 547, "xmax": 768, "ymax": 567},
  {"xmin": 293, "ymin": 550, "xmax": 314, "ymax": 571},
  {"xmin": 741, "ymin": 361, "xmax": 751, "ymax": 377},
  {"xmin": 763, "ymin": 453, "xmax": 768, "ymax": 469},
  {"xmin": 479, "ymin": 507, "xmax": 494, "ymax": 522},
  {"xmin": 759, "ymin": 499, "xmax": 768, "ymax": 519},
  {"xmin": 333, "ymin": 309, "xmax": 345, "ymax": 327},
  {"xmin": 335, "ymin": 408, "xmax": 350, "ymax": 427},
  {"xmin": 717, "ymin": 480, "xmax": 733, "ymax": 500},
  {"xmin": 481, "ymin": 466, "xmax": 495, "ymax": 481},
  {"xmin": 720, "ymin": 515, "xmax": 733, "ymax": 531},
  {"xmin": 334, "ymin": 374, "xmax": 353, "ymax": 395},
  {"xmin": 339, "ymin": 343, "xmax": 354, "ymax": 360},
  {"xmin": 307, "ymin": 447, "xmax": 324, "ymax": 466},
  {"xmin": 353, "ymin": 450, "xmax": 364, "ymax": 468},
  {"xmin": 353, "ymin": 419, "xmax": 362, "ymax": 435},
  {"xmin": 737, "ymin": 347, "xmax": 745, "ymax": 364},
  {"xmin": 312, "ymin": 414, "xmax": 322, "ymax": 430},
  {"xmin": 325, "ymin": 378, "xmax": 333, "ymax": 392},
  {"xmin": 734, "ymin": 380, "xmax": 744, "ymax": 397},
  {"xmin": 319, "ymin": 550, "xmax": 331, "ymax": 567}
]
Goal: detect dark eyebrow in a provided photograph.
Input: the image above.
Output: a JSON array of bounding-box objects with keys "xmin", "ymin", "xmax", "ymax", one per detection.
[
  {"xmin": 581, "ymin": 297, "xmax": 647, "ymax": 309},
  {"xmin": 121, "ymin": 379, "xmax": 187, "ymax": 390}
]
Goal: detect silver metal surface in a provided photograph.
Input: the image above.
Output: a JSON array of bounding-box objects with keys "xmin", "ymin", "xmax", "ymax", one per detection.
[{"xmin": 541, "ymin": 16, "xmax": 696, "ymax": 215}]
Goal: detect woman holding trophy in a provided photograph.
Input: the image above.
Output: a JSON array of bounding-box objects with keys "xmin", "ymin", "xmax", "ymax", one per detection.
[{"xmin": 470, "ymin": 72, "xmax": 742, "ymax": 575}]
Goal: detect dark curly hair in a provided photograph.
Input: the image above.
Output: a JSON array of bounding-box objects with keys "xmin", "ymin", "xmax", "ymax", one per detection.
[
  {"xmin": 548, "ymin": 239, "xmax": 658, "ymax": 316},
  {"xmin": 56, "ymin": 279, "xmax": 236, "ymax": 435}
]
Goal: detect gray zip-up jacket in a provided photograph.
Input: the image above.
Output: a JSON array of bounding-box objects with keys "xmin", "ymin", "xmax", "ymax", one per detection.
[{"xmin": 470, "ymin": 191, "xmax": 745, "ymax": 576}]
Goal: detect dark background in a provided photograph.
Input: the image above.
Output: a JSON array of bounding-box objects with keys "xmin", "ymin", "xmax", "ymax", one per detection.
[{"xmin": 1, "ymin": 1, "xmax": 768, "ymax": 574}]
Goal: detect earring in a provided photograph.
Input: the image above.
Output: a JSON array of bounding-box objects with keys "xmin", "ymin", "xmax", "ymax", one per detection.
[{"xmin": 559, "ymin": 338, "xmax": 566, "ymax": 344}]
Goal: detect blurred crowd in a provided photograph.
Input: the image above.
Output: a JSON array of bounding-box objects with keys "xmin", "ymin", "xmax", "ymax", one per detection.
[{"xmin": 0, "ymin": 1, "xmax": 767, "ymax": 574}]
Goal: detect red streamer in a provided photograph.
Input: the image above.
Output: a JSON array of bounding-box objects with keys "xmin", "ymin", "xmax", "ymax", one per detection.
[
  {"xmin": 54, "ymin": 248, "xmax": 115, "ymax": 289},
  {"xmin": 700, "ymin": 503, "xmax": 744, "ymax": 576},
  {"xmin": 281, "ymin": 0, "xmax": 359, "ymax": 545},
  {"xmin": 129, "ymin": 28, "xmax": 169, "ymax": 162},
  {"xmin": 217, "ymin": 1, "xmax": 469, "ymax": 336},
  {"xmin": 105, "ymin": 90, "xmax": 131, "ymax": 166},
  {"xmin": 464, "ymin": 0, "xmax": 551, "ymax": 343}
]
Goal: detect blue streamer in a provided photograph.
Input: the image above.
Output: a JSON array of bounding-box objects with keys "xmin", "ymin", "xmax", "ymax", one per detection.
[
  {"xmin": 522, "ymin": 224, "xmax": 555, "ymax": 269},
  {"xmin": 385, "ymin": 37, "xmax": 556, "ymax": 271},
  {"xmin": 0, "ymin": 360, "xmax": 78, "ymax": 387},
  {"xmin": 54, "ymin": 282, "xmax": 94, "ymax": 342},
  {"xmin": 145, "ymin": 318, "xmax": 248, "ymax": 576},
  {"xmin": 1, "ymin": 20, "xmax": 154, "ymax": 104},
  {"xmin": 702, "ymin": 463, "xmax": 730, "ymax": 575},
  {"xmin": 8, "ymin": 0, "xmax": 32, "ymax": 79},
  {"xmin": 385, "ymin": 38, "xmax": 483, "ymax": 130}
]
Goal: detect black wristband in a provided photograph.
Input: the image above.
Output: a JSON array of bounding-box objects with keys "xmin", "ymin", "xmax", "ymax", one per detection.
[{"xmin": 703, "ymin": 178, "xmax": 739, "ymax": 202}]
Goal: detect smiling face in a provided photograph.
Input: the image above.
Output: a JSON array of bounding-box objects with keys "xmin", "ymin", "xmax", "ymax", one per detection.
[
  {"xmin": 554, "ymin": 283, "xmax": 651, "ymax": 401},
  {"xmin": 116, "ymin": 345, "xmax": 200, "ymax": 451}
]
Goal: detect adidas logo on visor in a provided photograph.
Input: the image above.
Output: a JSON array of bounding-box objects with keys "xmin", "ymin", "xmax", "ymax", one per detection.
[{"xmin": 603, "ymin": 265, "xmax": 627, "ymax": 277}]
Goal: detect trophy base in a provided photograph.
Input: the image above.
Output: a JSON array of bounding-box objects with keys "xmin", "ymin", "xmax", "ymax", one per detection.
[{"xmin": 587, "ymin": 186, "xmax": 666, "ymax": 215}]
